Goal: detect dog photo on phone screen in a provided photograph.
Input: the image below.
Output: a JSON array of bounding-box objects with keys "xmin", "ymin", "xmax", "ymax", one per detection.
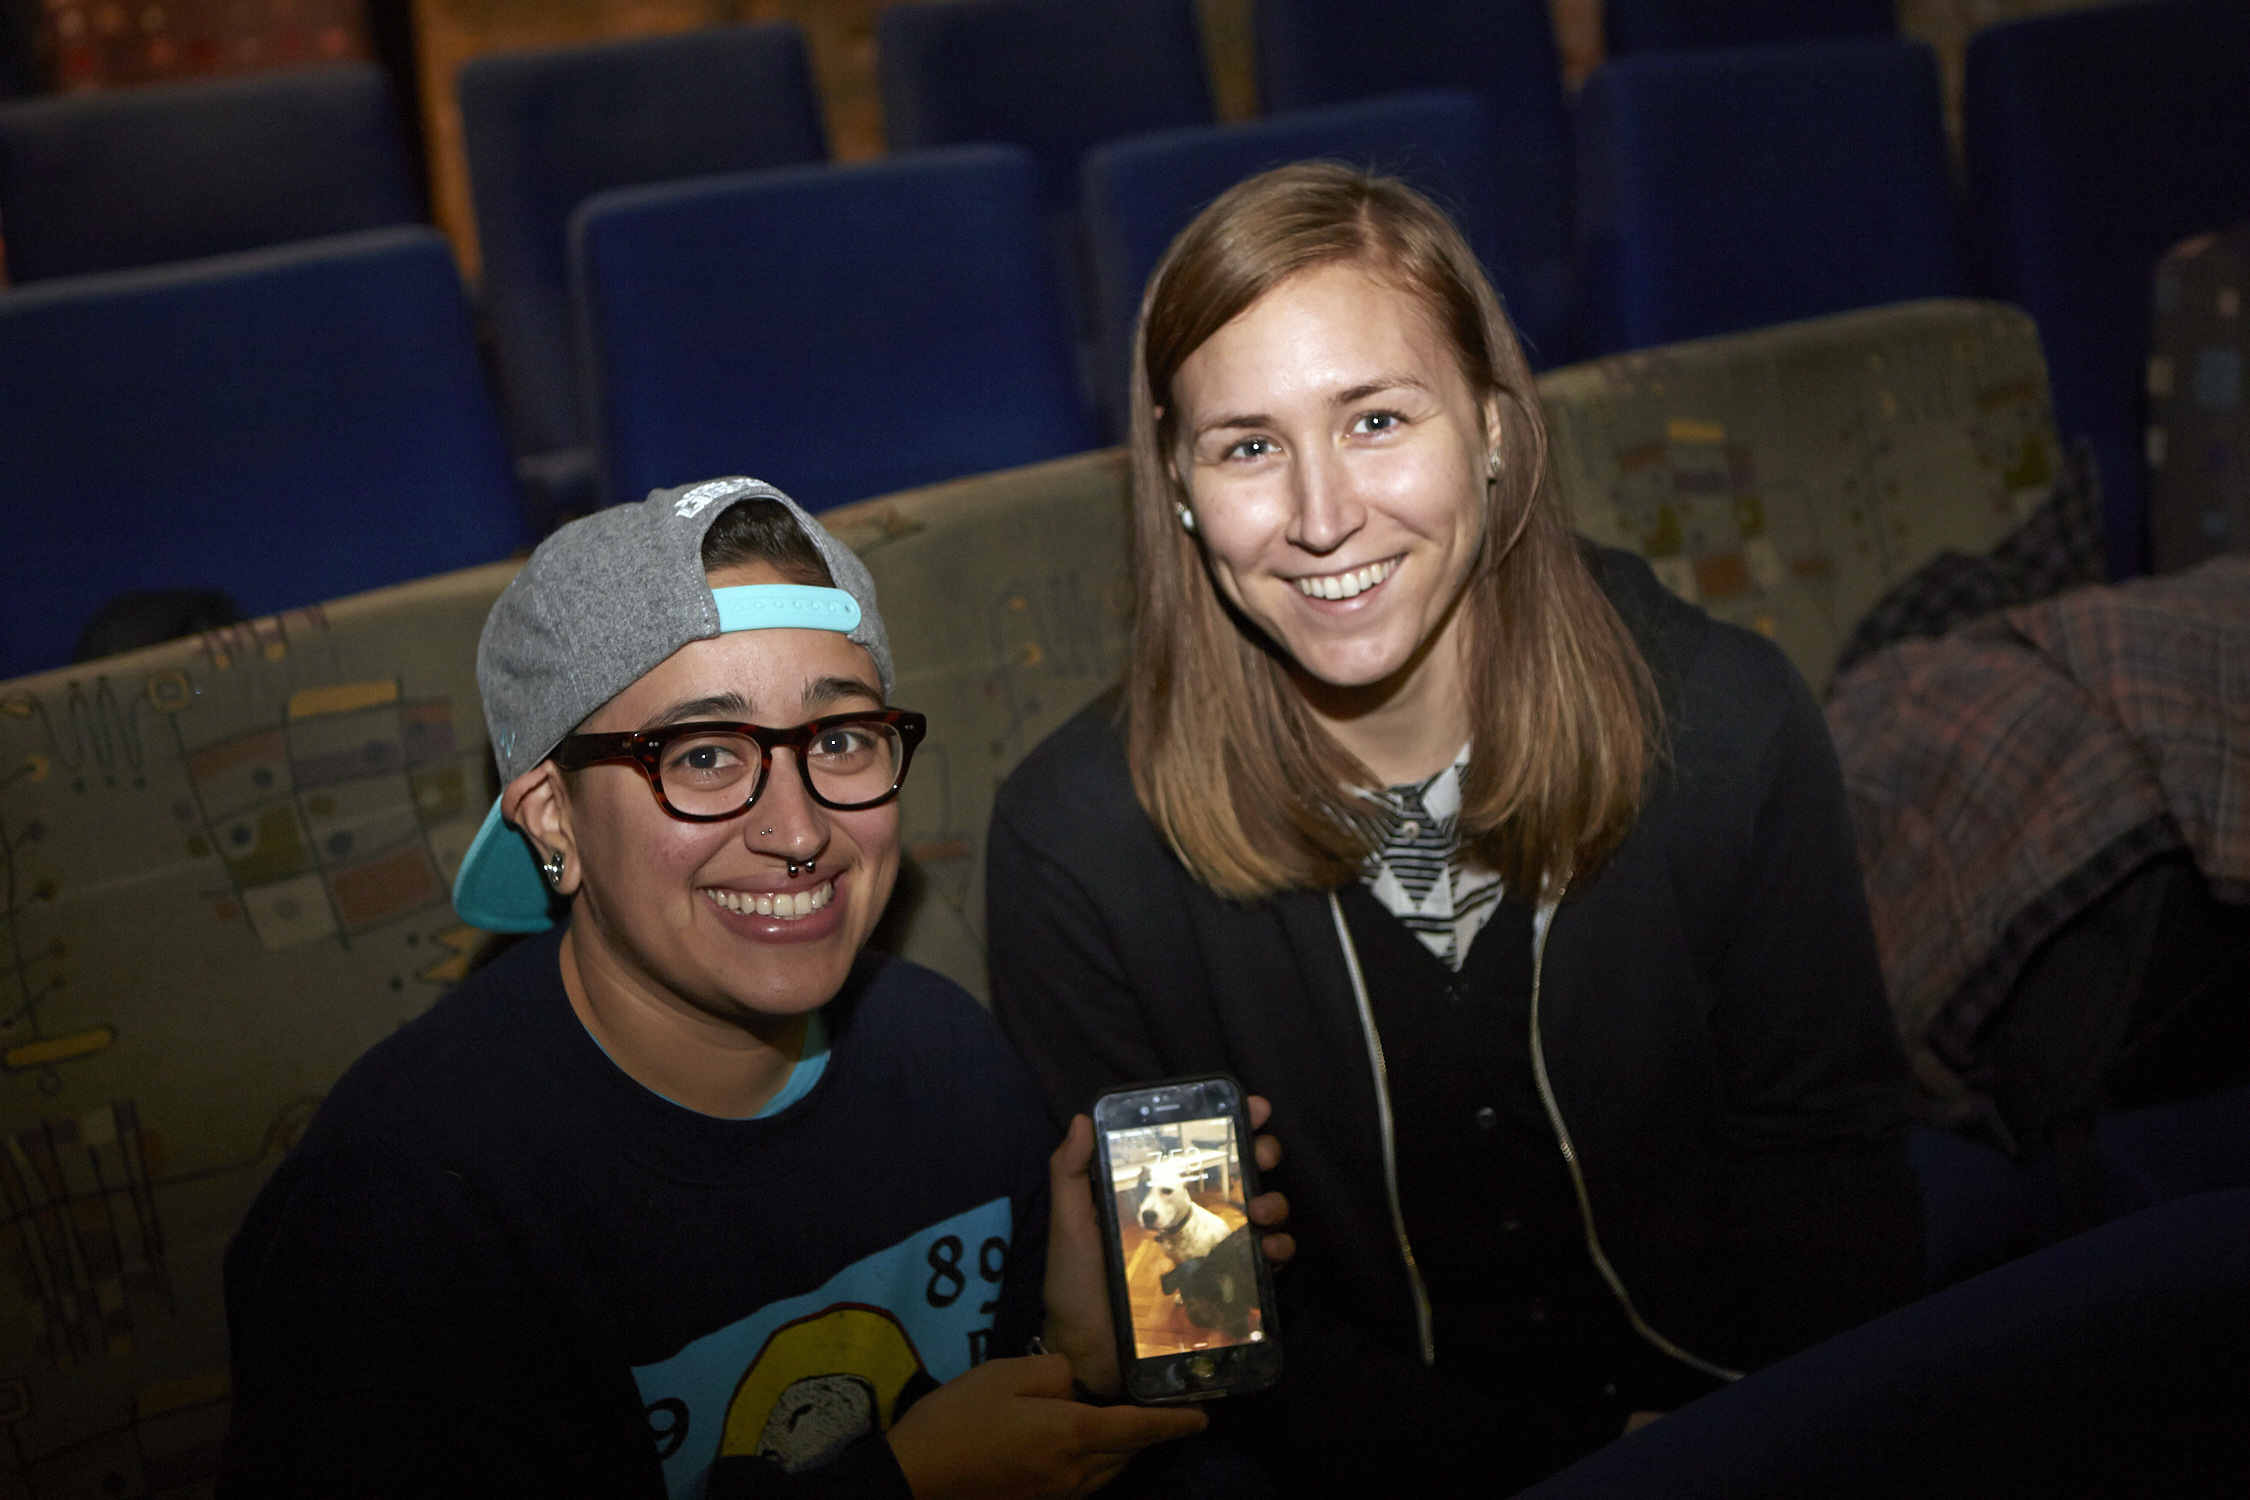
[{"xmin": 1105, "ymin": 1118, "xmax": 1265, "ymax": 1357}]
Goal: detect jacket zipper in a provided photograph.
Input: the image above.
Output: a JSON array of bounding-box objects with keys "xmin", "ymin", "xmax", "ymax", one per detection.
[
  {"xmin": 1526, "ymin": 894, "xmax": 1744, "ymax": 1383},
  {"xmin": 1328, "ymin": 892, "xmax": 1436, "ymax": 1365},
  {"xmin": 1330, "ymin": 887, "xmax": 1741, "ymax": 1383}
]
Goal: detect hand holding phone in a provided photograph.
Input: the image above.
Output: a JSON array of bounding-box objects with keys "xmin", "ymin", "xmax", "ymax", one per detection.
[
  {"xmin": 1083, "ymin": 1075, "xmax": 1285, "ymax": 1404},
  {"xmin": 1041, "ymin": 1100, "xmax": 1290, "ymax": 1403},
  {"xmin": 886, "ymin": 1352, "xmax": 1205, "ymax": 1500}
]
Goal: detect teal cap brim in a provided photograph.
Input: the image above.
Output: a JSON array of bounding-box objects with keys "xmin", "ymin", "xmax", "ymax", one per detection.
[{"xmin": 451, "ymin": 797, "xmax": 559, "ymax": 933}]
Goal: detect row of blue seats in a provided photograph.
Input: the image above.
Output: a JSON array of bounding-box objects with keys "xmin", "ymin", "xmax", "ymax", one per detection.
[
  {"xmin": 0, "ymin": 1, "xmax": 1896, "ymax": 460},
  {"xmin": 3, "ymin": 2, "xmax": 2247, "ymax": 681},
  {"xmin": 558, "ymin": 0, "xmax": 2250, "ymax": 580},
  {"xmin": 0, "ymin": 64, "xmax": 1880, "ymax": 684}
]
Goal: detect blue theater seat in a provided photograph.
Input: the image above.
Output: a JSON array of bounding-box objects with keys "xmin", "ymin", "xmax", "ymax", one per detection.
[
  {"xmin": 457, "ymin": 24, "xmax": 828, "ymax": 476},
  {"xmin": 1603, "ymin": 0, "xmax": 1894, "ymax": 56},
  {"xmin": 1253, "ymin": 0, "xmax": 1573, "ymax": 367},
  {"xmin": 1575, "ymin": 36, "xmax": 1962, "ymax": 359},
  {"xmin": 574, "ymin": 145, "xmax": 1096, "ymax": 512},
  {"xmin": 1964, "ymin": 0, "xmax": 2250, "ymax": 578},
  {"xmin": 0, "ymin": 63, "xmax": 420, "ymax": 284},
  {"xmin": 0, "ymin": 228, "xmax": 527, "ymax": 682},
  {"xmin": 876, "ymin": 0, "xmax": 1212, "ymax": 222},
  {"xmin": 1082, "ymin": 91, "xmax": 1504, "ymax": 436}
]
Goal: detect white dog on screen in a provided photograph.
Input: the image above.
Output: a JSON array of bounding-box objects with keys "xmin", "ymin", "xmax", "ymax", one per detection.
[
  {"xmin": 1136, "ymin": 1155, "xmax": 1256, "ymax": 1340},
  {"xmin": 1136, "ymin": 1157, "xmax": 1232, "ymax": 1266}
]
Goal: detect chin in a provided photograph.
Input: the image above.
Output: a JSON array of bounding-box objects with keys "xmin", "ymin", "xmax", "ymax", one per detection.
[
  {"xmin": 706, "ymin": 946, "xmax": 860, "ymax": 1022},
  {"xmin": 1284, "ymin": 637, "xmax": 1422, "ymax": 692}
]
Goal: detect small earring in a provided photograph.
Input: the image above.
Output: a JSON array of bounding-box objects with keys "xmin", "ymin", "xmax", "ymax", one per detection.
[
  {"xmin": 1175, "ymin": 503, "xmax": 1197, "ymax": 533},
  {"xmin": 1486, "ymin": 452, "xmax": 1503, "ymax": 481},
  {"xmin": 540, "ymin": 850, "xmax": 566, "ymax": 889}
]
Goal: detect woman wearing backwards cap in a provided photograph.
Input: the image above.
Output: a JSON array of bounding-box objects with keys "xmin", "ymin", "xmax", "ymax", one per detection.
[{"xmin": 219, "ymin": 482, "xmax": 1289, "ymax": 1500}]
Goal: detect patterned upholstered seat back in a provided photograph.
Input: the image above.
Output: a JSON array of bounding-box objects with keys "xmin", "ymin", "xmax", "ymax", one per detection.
[
  {"xmin": 0, "ymin": 564, "xmax": 515, "ymax": 1493},
  {"xmin": 822, "ymin": 450, "xmax": 1136, "ymax": 1001},
  {"xmin": 1545, "ymin": 298, "xmax": 2060, "ymax": 692}
]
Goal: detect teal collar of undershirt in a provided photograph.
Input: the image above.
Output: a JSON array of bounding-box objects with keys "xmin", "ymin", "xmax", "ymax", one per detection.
[{"xmin": 580, "ymin": 1007, "xmax": 830, "ymax": 1120}]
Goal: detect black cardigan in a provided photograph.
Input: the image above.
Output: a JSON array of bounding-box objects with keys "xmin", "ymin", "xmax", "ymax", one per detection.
[{"xmin": 986, "ymin": 548, "xmax": 1921, "ymax": 1419}]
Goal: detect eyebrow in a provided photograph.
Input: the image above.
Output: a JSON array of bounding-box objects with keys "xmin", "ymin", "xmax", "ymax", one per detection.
[
  {"xmin": 1193, "ymin": 373, "xmax": 1431, "ymax": 439},
  {"xmin": 643, "ymin": 675, "xmax": 879, "ymax": 730},
  {"xmin": 804, "ymin": 675, "xmax": 882, "ymax": 710},
  {"xmin": 648, "ymin": 692, "xmax": 752, "ymax": 727}
]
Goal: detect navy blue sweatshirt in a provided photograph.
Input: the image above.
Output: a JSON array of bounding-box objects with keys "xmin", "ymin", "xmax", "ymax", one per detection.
[{"xmin": 221, "ymin": 927, "xmax": 1053, "ymax": 1499}]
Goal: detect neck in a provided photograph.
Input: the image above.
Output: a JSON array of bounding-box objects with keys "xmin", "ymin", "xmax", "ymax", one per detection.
[
  {"xmin": 1294, "ymin": 606, "xmax": 1473, "ymax": 787},
  {"xmin": 557, "ymin": 924, "xmax": 807, "ymax": 1119}
]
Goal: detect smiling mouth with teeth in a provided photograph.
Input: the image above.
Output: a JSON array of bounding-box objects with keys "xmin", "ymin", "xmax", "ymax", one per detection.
[
  {"xmin": 704, "ymin": 881, "xmax": 834, "ymax": 920},
  {"xmin": 1294, "ymin": 557, "xmax": 1400, "ymax": 601}
]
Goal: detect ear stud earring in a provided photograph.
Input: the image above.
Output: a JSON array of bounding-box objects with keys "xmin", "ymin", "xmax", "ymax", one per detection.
[
  {"xmin": 1176, "ymin": 503, "xmax": 1198, "ymax": 533},
  {"xmin": 540, "ymin": 850, "xmax": 566, "ymax": 888}
]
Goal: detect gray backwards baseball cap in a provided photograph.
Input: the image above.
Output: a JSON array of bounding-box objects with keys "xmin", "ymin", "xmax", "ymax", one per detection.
[{"xmin": 452, "ymin": 476, "xmax": 893, "ymax": 933}]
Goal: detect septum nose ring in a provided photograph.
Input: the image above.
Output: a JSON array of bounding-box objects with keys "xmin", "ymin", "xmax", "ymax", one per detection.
[{"xmin": 787, "ymin": 856, "xmax": 817, "ymax": 878}]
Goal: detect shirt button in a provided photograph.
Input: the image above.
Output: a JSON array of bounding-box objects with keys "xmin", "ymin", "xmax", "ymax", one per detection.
[
  {"xmin": 1473, "ymin": 1106, "xmax": 1498, "ymax": 1131},
  {"xmin": 1400, "ymin": 821, "xmax": 1420, "ymax": 839}
]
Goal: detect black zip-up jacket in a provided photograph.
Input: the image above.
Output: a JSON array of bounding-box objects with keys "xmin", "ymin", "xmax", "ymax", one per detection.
[{"xmin": 987, "ymin": 547, "xmax": 1921, "ymax": 1489}]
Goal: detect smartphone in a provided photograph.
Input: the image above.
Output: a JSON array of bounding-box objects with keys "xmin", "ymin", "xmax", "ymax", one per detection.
[{"xmin": 1088, "ymin": 1073, "xmax": 1283, "ymax": 1404}]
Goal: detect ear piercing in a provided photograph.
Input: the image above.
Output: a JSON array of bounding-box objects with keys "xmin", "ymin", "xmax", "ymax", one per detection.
[
  {"xmin": 540, "ymin": 850, "xmax": 566, "ymax": 888},
  {"xmin": 1487, "ymin": 452, "xmax": 1503, "ymax": 481},
  {"xmin": 1176, "ymin": 503, "xmax": 1197, "ymax": 533}
]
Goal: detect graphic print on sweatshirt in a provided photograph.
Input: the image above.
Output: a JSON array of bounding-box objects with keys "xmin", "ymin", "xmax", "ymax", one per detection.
[{"xmin": 633, "ymin": 1197, "xmax": 1014, "ymax": 1497}]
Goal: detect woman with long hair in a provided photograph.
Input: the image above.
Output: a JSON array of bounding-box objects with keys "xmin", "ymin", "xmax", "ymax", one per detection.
[{"xmin": 988, "ymin": 164, "xmax": 1920, "ymax": 1491}]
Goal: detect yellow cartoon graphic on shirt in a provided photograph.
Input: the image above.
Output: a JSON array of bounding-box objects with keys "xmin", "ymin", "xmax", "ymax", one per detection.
[
  {"xmin": 719, "ymin": 1304, "xmax": 937, "ymax": 1473},
  {"xmin": 633, "ymin": 1199, "xmax": 1012, "ymax": 1496}
]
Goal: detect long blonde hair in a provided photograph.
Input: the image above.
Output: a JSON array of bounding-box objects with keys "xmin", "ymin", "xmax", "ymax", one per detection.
[{"xmin": 1126, "ymin": 162, "xmax": 1657, "ymax": 901}]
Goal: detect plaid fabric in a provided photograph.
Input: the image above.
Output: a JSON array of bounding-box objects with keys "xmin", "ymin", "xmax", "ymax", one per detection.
[
  {"xmin": 1360, "ymin": 749, "xmax": 1504, "ymax": 969},
  {"xmin": 1826, "ymin": 555, "xmax": 2250, "ymax": 1077},
  {"xmin": 1832, "ymin": 437, "xmax": 2108, "ymax": 679}
]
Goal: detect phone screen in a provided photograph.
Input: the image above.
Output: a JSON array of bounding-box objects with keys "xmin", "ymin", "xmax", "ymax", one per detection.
[{"xmin": 1102, "ymin": 1114, "xmax": 1269, "ymax": 1362}]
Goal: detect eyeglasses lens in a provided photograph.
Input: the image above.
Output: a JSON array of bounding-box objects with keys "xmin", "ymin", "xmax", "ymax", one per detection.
[{"xmin": 655, "ymin": 723, "xmax": 905, "ymax": 814}]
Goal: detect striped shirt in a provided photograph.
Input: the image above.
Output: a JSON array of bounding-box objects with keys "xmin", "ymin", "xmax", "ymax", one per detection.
[{"xmin": 1360, "ymin": 744, "xmax": 1504, "ymax": 970}]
